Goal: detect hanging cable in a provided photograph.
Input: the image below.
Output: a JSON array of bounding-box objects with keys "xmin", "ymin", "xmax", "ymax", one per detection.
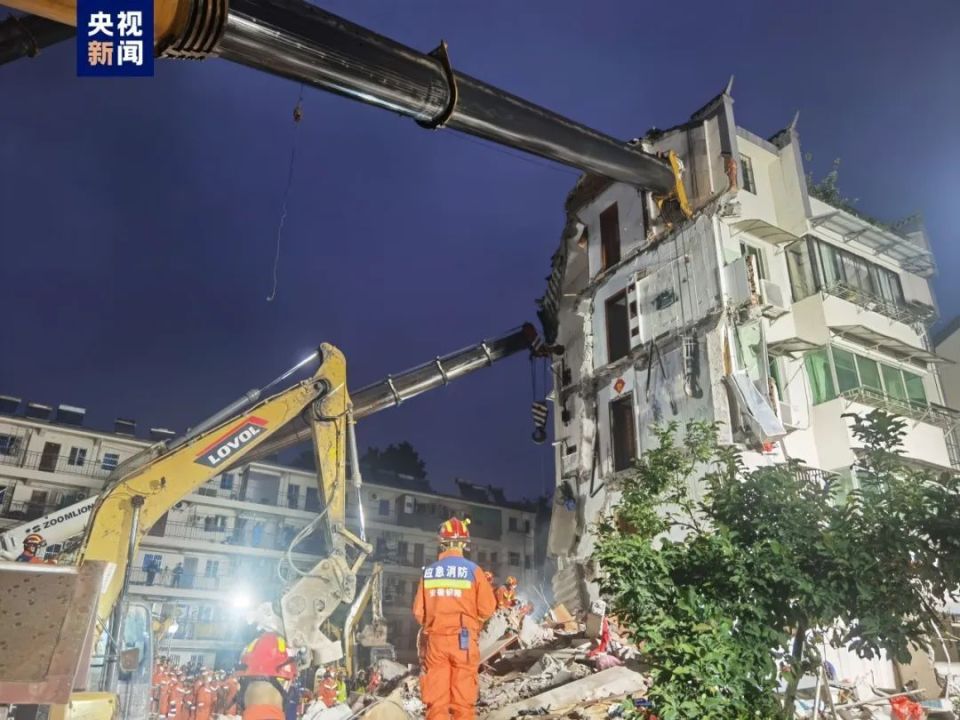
[{"xmin": 267, "ymin": 83, "xmax": 305, "ymax": 302}]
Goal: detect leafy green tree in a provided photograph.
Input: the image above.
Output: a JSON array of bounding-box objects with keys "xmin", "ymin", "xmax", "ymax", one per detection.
[
  {"xmin": 360, "ymin": 441, "xmax": 427, "ymax": 479},
  {"xmin": 594, "ymin": 411, "xmax": 960, "ymax": 719}
]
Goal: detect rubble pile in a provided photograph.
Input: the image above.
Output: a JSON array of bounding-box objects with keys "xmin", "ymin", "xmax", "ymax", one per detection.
[{"xmin": 332, "ymin": 604, "xmax": 652, "ymax": 720}]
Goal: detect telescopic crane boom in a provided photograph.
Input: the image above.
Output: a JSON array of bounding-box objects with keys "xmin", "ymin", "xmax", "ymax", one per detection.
[{"xmin": 0, "ymin": 0, "xmax": 690, "ymax": 214}]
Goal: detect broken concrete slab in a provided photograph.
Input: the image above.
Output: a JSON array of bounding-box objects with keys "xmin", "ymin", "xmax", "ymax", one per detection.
[
  {"xmin": 374, "ymin": 659, "xmax": 409, "ymax": 682},
  {"xmin": 482, "ymin": 667, "xmax": 649, "ymax": 720}
]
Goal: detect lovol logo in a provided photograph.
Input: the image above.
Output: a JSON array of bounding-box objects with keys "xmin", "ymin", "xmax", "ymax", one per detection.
[{"xmin": 195, "ymin": 416, "xmax": 268, "ymax": 468}]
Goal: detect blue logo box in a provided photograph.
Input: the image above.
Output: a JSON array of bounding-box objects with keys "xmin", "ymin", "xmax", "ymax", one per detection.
[{"xmin": 77, "ymin": 0, "xmax": 153, "ymax": 77}]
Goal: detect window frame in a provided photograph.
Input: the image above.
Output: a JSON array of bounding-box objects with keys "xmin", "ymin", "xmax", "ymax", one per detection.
[
  {"xmin": 609, "ymin": 392, "xmax": 638, "ymax": 472},
  {"xmin": 0, "ymin": 434, "xmax": 20, "ymax": 457},
  {"xmin": 805, "ymin": 344, "xmax": 928, "ymax": 407},
  {"xmin": 605, "ymin": 289, "xmax": 631, "ymax": 364},
  {"xmin": 599, "ymin": 203, "xmax": 621, "ymax": 270},
  {"xmin": 740, "ymin": 154, "xmax": 756, "ymax": 194},
  {"xmin": 68, "ymin": 447, "xmax": 87, "ymax": 467}
]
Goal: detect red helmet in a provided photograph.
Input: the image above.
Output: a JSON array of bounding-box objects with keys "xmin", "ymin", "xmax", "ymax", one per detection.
[
  {"xmin": 238, "ymin": 633, "xmax": 298, "ymax": 681},
  {"xmin": 438, "ymin": 517, "xmax": 470, "ymax": 543}
]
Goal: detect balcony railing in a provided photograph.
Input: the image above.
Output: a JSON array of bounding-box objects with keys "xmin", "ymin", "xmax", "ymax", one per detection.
[
  {"xmin": 840, "ymin": 387, "xmax": 960, "ymax": 431},
  {"xmin": 823, "ymin": 281, "xmax": 936, "ymax": 328},
  {"xmin": 0, "ymin": 498, "xmax": 91, "ymax": 522},
  {"xmin": 129, "ymin": 567, "xmax": 277, "ymax": 593},
  {"xmin": 146, "ymin": 520, "xmax": 325, "ymax": 554},
  {"xmin": 0, "ymin": 448, "xmax": 115, "ymax": 479}
]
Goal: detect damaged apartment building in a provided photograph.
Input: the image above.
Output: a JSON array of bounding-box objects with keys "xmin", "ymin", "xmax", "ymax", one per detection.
[{"xmin": 541, "ymin": 82, "xmax": 948, "ymax": 638}]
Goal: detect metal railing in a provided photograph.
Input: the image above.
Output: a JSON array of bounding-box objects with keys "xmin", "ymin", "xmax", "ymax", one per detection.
[
  {"xmin": 147, "ymin": 520, "xmax": 325, "ymax": 554},
  {"xmin": 840, "ymin": 387, "xmax": 960, "ymax": 431},
  {"xmin": 823, "ymin": 282, "xmax": 936, "ymax": 327},
  {"xmin": 0, "ymin": 497, "xmax": 92, "ymax": 522},
  {"xmin": 0, "ymin": 448, "xmax": 115, "ymax": 478}
]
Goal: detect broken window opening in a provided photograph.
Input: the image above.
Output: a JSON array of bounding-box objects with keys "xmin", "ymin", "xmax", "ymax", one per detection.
[
  {"xmin": 600, "ymin": 203, "xmax": 621, "ymax": 269},
  {"xmin": 740, "ymin": 154, "xmax": 756, "ymax": 194},
  {"xmin": 609, "ymin": 393, "xmax": 637, "ymax": 472},
  {"xmin": 605, "ymin": 290, "xmax": 631, "ymax": 364}
]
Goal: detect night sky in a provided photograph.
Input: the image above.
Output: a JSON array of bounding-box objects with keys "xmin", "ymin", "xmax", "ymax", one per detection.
[{"xmin": 1, "ymin": 0, "xmax": 958, "ymax": 499}]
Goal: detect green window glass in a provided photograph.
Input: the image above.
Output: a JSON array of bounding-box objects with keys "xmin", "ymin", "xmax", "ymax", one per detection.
[
  {"xmin": 805, "ymin": 349, "xmax": 836, "ymax": 405},
  {"xmin": 881, "ymin": 364, "xmax": 907, "ymax": 401},
  {"xmin": 903, "ymin": 371, "xmax": 926, "ymax": 405},
  {"xmin": 832, "ymin": 348, "xmax": 859, "ymax": 393},
  {"xmin": 855, "ymin": 355, "xmax": 882, "ymax": 392}
]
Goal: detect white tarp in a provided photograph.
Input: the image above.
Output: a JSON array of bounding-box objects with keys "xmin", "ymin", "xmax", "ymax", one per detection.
[{"xmin": 726, "ymin": 371, "xmax": 786, "ymax": 442}]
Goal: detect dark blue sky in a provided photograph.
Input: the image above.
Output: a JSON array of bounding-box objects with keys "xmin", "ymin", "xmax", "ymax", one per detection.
[{"xmin": 1, "ymin": 0, "xmax": 958, "ymax": 498}]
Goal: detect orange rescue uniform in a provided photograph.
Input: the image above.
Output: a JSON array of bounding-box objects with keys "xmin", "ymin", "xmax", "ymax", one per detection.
[
  {"xmin": 193, "ymin": 683, "xmax": 215, "ymax": 720},
  {"xmin": 223, "ymin": 676, "xmax": 241, "ymax": 715},
  {"xmin": 413, "ymin": 548, "xmax": 496, "ymax": 720},
  {"xmin": 494, "ymin": 586, "xmax": 517, "ymax": 609}
]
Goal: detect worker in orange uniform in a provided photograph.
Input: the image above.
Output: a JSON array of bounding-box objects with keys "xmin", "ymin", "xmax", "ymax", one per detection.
[
  {"xmin": 223, "ymin": 672, "xmax": 241, "ymax": 716},
  {"xmin": 317, "ymin": 669, "xmax": 338, "ymax": 707},
  {"xmin": 168, "ymin": 671, "xmax": 188, "ymax": 720},
  {"xmin": 495, "ymin": 576, "xmax": 519, "ymax": 610},
  {"xmin": 193, "ymin": 671, "xmax": 216, "ymax": 720},
  {"xmin": 237, "ymin": 632, "xmax": 298, "ymax": 720},
  {"xmin": 16, "ymin": 533, "xmax": 54, "ymax": 563},
  {"xmin": 158, "ymin": 666, "xmax": 175, "ymax": 719},
  {"xmin": 413, "ymin": 517, "xmax": 496, "ymax": 720}
]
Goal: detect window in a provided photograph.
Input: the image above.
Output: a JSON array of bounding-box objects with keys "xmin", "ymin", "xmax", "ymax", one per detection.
[
  {"xmin": 881, "ymin": 363, "xmax": 907, "ymax": 402},
  {"xmin": 508, "ymin": 517, "xmax": 518, "ymax": 532},
  {"xmin": 204, "ymin": 560, "xmax": 220, "ymax": 577},
  {"xmin": 67, "ymin": 447, "xmax": 87, "ymax": 467},
  {"xmin": 804, "ymin": 349, "xmax": 836, "ymax": 405},
  {"xmin": 477, "ymin": 550, "xmax": 487, "ymax": 564},
  {"xmin": 397, "ymin": 541, "xmax": 408, "ymax": 562},
  {"xmin": 610, "ymin": 394, "xmax": 637, "ymax": 471},
  {"xmin": 305, "ymin": 487, "xmax": 320, "ymax": 511},
  {"xmin": 740, "ymin": 243, "xmax": 766, "ymax": 279},
  {"xmin": 490, "ymin": 552, "xmax": 498, "ymax": 565},
  {"xmin": 804, "ymin": 347, "xmax": 928, "ymax": 408},
  {"xmin": 525, "ymin": 555, "xmax": 532, "ymax": 570},
  {"xmin": 786, "ymin": 239, "xmax": 817, "ymax": 301},
  {"xmin": 376, "ymin": 537, "xmax": 387, "ymax": 555},
  {"xmin": 396, "ymin": 580, "xmax": 407, "ymax": 599},
  {"xmin": 599, "ymin": 203, "xmax": 621, "ymax": 269},
  {"xmin": 198, "ymin": 488, "xmax": 217, "ymax": 497},
  {"xmin": 523, "ymin": 520, "xmax": 531, "ymax": 534},
  {"xmin": 0, "ymin": 435, "xmax": 20, "ymax": 456},
  {"xmin": 904, "ymin": 371, "xmax": 926, "ymax": 405},
  {"xmin": 378, "ymin": 499, "xmax": 390, "ymax": 516},
  {"xmin": 605, "ymin": 290, "xmax": 631, "ymax": 363},
  {"xmin": 812, "ymin": 237, "xmax": 905, "ymax": 306},
  {"xmin": 508, "ymin": 552, "xmax": 521, "ymax": 567},
  {"xmin": 287, "ymin": 484, "xmax": 300, "ymax": 509},
  {"xmin": 101, "ymin": 452, "xmax": 120, "ymax": 471},
  {"xmin": 856, "ymin": 356, "xmax": 882, "ymax": 392},
  {"xmin": 142, "ymin": 553, "xmax": 162, "ymax": 570},
  {"xmin": 740, "ymin": 154, "xmax": 756, "ymax": 194},
  {"xmin": 413, "ymin": 543, "xmax": 425, "ymax": 566},
  {"xmin": 220, "ymin": 473, "xmax": 234, "ymax": 490},
  {"xmin": 203, "ymin": 515, "xmax": 227, "ymax": 532},
  {"xmin": 832, "ymin": 348, "xmax": 859, "ymax": 393}
]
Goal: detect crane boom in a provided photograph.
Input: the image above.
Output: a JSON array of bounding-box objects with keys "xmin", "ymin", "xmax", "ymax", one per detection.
[{"xmin": 0, "ymin": 0, "xmax": 683, "ymax": 198}]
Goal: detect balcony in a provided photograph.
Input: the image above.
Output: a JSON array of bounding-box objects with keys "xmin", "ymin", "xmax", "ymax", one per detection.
[
  {"xmin": 822, "ymin": 281, "xmax": 935, "ymax": 328},
  {"xmin": 146, "ymin": 520, "xmax": 325, "ymax": 554},
  {"xmin": 0, "ymin": 497, "xmax": 90, "ymax": 522},
  {"xmin": 0, "ymin": 448, "xmax": 114, "ymax": 479},
  {"xmin": 128, "ymin": 567, "xmax": 277, "ymax": 594},
  {"xmin": 839, "ymin": 387, "xmax": 960, "ymax": 431}
]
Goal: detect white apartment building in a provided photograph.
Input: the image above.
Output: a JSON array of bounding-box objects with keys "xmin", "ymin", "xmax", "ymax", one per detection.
[
  {"xmin": 0, "ymin": 401, "xmax": 537, "ymax": 667},
  {"xmin": 541, "ymin": 84, "xmax": 949, "ymax": 686}
]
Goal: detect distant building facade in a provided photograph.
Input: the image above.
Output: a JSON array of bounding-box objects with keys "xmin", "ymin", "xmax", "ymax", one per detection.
[{"xmin": 0, "ymin": 401, "xmax": 538, "ymax": 667}]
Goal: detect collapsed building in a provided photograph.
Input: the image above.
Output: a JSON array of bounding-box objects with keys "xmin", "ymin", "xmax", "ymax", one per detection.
[{"xmin": 540, "ymin": 82, "xmax": 948, "ymax": 687}]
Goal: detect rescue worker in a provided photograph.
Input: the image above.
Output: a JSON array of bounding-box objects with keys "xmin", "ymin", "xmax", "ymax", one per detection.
[
  {"xmin": 335, "ymin": 669, "xmax": 347, "ymax": 705},
  {"xmin": 16, "ymin": 533, "xmax": 50, "ymax": 563},
  {"xmin": 495, "ymin": 576, "xmax": 519, "ymax": 610},
  {"xmin": 413, "ymin": 517, "xmax": 496, "ymax": 720},
  {"xmin": 194, "ymin": 670, "xmax": 215, "ymax": 720},
  {"xmin": 158, "ymin": 665, "xmax": 175, "ymax": 719},
  {"xmin": 236, "ymin": 632, "xmax": 298, "ymax": 720},
  {"xmin": 317, "ymin": 669, "xmax": 338, "ymax": 708},
  {"xmin": 222, "ymin": 671, "xmax": 241, "ymax": 716}
]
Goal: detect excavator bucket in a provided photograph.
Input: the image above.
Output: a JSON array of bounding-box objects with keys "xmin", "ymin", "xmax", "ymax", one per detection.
[{"xmin": 0, "ymin": 561, "xmax": 106, "ymax": 704}]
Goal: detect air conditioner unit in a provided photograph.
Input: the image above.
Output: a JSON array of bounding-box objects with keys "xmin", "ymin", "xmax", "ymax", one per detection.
[
  {"xmin": 778, "ymin": 402, "xmax": 802, "ymax": 430},
  {"xmin": 760, "ymin": 279, "xmax": 790, "ymax": 318}
]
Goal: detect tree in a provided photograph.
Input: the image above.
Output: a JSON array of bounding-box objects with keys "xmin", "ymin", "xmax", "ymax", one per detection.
[
  {"xmin": 594, "ymin": 411, "xmax": 960, "ymax": 719},
  {"xmin": 360, "ymin": 441, "xmax": 427, "ymax": 479}
]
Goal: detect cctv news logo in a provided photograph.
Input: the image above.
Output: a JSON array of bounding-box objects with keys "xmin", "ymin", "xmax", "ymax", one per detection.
[
  {"xmin": 194, "ymin": 416, "xmax": 269, "ymax": 468},
  {"xmin": 77, "ymin": 0, "xmax": 153, "ymax": 76}
]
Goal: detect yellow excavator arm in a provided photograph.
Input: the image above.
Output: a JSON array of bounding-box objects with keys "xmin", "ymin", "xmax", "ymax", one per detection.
[{"xmin": 81, "ymin": 343, "xmax": 347, "ymax": 626}]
